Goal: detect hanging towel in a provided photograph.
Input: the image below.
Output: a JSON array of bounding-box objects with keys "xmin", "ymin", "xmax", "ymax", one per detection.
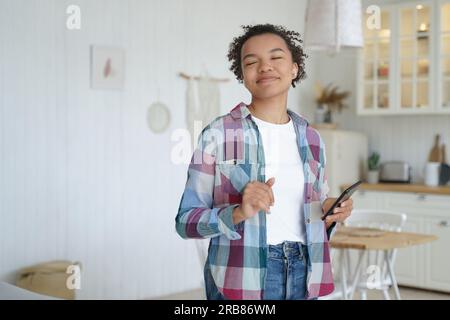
[{"xmin": 186, "ymin": 73, "xmax": 221, "ymax": 146}]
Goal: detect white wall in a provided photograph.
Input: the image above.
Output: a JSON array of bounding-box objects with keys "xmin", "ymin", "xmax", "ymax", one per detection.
[
  {"xmin": 314, "ymin": 50, "xmax": 450, "ymax": 184},
  {"xmin": 0, "ymin": 0, "xmax": 316, "ymax": 299}
]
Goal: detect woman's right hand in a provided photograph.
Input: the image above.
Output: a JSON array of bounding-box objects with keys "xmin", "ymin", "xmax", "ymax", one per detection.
[{"xmin": 232, "ymin": 177, "xmax": 275, "ymax": 224}]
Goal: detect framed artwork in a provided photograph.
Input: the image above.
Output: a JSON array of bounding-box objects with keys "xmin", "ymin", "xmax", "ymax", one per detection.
[{"xmin": 91, "ymin": 46, "xmax": 125, "ymax": 90}]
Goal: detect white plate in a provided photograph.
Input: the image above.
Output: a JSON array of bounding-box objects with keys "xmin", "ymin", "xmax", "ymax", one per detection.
[{"xmin": 147, "ymin": 102, "xmax": 171, "ymax": 133}]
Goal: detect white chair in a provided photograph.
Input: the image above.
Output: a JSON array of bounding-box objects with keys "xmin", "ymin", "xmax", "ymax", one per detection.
[{"xmin": 322, "ymin": 209, "xmax": 407, "ymax": 300}]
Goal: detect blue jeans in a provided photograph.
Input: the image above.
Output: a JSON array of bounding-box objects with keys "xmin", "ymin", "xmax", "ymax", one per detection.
[{"xmin": 204, "ymin": 241, "xmax": 309, "ymax": 300}]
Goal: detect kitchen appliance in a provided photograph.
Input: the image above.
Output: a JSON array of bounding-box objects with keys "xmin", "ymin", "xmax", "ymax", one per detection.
[
  {"xmin": 379, "ymin": 161, "xmax": 411, "ymax": 183},
  {"xmin": 439, "ymin": 163, "xmax": 450, "ymax": 186},
  {"xmin": 424, "ymin": 162, "xmax": 440, "ymax": 186}
]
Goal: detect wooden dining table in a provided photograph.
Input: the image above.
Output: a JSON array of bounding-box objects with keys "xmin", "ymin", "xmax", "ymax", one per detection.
[{"xmin": 329, "ymin": 226, "xmax": 438, "ymax": 300}]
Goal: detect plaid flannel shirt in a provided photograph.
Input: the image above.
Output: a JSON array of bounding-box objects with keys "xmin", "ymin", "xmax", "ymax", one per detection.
[{"xmin": 176, "ymin": 102, "xmax": 335, "ymax": 300}]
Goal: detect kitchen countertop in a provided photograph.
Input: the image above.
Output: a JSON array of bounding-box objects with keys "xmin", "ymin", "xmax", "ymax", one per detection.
[{"xmin": 340, "ymin": 182, "xmax": 450, "ymax": 196}]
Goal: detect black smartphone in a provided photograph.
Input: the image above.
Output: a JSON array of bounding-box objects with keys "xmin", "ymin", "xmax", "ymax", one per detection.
[{"xmin": 321, "ymin": 180, "xmax": 362, "ymax": 221}]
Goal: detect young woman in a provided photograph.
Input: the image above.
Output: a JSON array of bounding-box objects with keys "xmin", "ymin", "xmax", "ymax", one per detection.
[{"xmin": 175, "ymin": 24, "xmax": 353, "ymax": 300}]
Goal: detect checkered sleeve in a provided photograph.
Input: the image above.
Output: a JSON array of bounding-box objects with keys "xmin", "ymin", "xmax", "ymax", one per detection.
[{"xmin": 175, "ymin": 126, "xmax": 242, "ymax": 241}]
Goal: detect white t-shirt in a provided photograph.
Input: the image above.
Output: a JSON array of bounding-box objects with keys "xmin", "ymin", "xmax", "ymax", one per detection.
[{"xmin": 252, "ymin": 115, "xmax": 306, "ymax": 245}]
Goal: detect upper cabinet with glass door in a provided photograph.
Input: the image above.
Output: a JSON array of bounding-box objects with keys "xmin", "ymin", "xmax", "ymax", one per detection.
[
  {"xmin": 358, "ymin": 0, "xmax": 450, "ymax": 115},
  {"xmin": 439, "ymin": 1, "xmax": 450, "ymax": 112},
  {"xmin": 398, "ymin": 2, "xmax": 433, "ymax": 112},
  {"xmin": 360, "ymin": 8, "xmax": 393, "ymax": 113}
]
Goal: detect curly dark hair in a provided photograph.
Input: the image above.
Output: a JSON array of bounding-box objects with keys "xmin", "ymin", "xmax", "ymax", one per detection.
[{"xmin": 227, "ymin": 24, "xmax": 308, "ymax": 88}]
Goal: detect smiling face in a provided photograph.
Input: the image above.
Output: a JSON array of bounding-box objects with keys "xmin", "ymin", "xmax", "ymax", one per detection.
[{"xmin": 241, "ymin": 33, "xmax": 299, "ymax": 100}]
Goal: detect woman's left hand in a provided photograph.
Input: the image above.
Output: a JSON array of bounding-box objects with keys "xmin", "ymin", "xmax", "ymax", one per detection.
[{"xmin": 322, "ymin": 198, "xmax": 353, "ymax": 229}]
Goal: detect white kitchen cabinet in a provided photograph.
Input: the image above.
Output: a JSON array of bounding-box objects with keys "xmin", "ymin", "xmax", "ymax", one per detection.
[
  {"xmin": 357, "ymin": 0, "xmax": 450, "ymax": 115},
  {"xmin": 351, "ymin": 190, "xmax": 383, "ymax": 210},
  {"xmin": 438, "ymin": 0, "xmax": 450, "ymax": 112},
  {"xmin": 358, "ymin": 4, "xmax": 395, "ymax": 113},
  {"xmin": 394, "ymin": 215, "xmax": 425, "ymax": 288},
  {"xmin": 351, "ymin": 189, "xmax": 450, "ymax": 292},
  {"xmin": 424, "ymin": 216, "xmax": 450, "ymax": 291}
]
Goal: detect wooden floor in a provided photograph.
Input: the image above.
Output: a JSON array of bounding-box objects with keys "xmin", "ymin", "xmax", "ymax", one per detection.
[{"xmin": 157, "ymin": 286, "xmax": 450, "ymax": 300}]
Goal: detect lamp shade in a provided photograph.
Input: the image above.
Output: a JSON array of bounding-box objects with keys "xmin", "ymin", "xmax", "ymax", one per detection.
[{"xmin": 305, "ymin": 0, "xmax": 363, "ymax": 51}]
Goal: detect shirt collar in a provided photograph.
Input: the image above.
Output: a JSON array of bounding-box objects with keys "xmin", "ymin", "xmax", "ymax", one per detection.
[{"xmin": 230, "ymin": 102, "xmax": 309, "ymax": 127}]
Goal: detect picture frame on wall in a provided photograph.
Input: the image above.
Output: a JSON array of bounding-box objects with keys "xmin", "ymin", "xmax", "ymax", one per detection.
[{"xmin": 90, "ymin": 46, "xmax": 125, "ymax": 90}]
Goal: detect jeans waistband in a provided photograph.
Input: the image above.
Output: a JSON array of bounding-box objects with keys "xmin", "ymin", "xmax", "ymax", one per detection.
[{"xmin": 268, "ymin": 241, "xmax": 308, "ymax": 260}]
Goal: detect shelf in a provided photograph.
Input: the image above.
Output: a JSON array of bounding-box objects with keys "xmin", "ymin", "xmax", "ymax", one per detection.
[
  {"xmin": 417, "ymin": 34, "xmax": 430, "ymax": 40},
  {"xmin": 400, "ymin": 77, "xmax": 429, "ymax": 82},
  {"xmin": 399, "ymin": 35, "xmax": 429, "ymax": 42},
  {"xmin": 399, "ymin": 56, "xmax": 430, "ymax": 60},
  {"xmin": 364, "ymin": 36, "xmax": 391, "ymax": 42},
  {"xmin": 364, "ymin": 79, "xmax": 389, "ymax": 84},
  {"xmin": 398, "ymin": 107, "xmax": 431, "ymax": 113}
]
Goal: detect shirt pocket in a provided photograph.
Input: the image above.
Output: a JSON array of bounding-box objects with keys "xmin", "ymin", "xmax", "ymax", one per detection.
[{"xmin": 216, "ymin": 160, "xmax": 260, "ymax": 195}]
